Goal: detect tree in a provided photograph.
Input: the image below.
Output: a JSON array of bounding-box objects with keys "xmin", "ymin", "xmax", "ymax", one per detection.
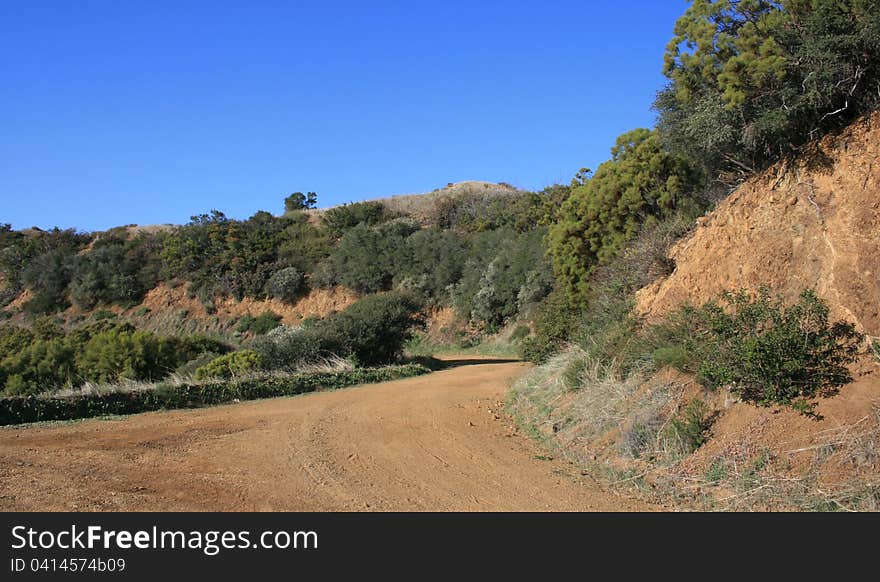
[
  {"xmin": 284, "ymin": 191, "xmax": 318, "ymax": 212},
  {"xmin": 658, "ymin": 0, "xmax": 880, "ymax": 180},
  {"xmin": 548, "ymin": 129, "xmax": 700, "ymax": 301}
]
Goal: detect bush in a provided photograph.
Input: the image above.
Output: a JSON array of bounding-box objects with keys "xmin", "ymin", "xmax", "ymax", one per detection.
[
  {"xmin": 322, "ymin": 219, "xmax": 419, "ymax": 294},
  {"xmin": 0, "ymin": 365, "xmax": 431, "ymax": 425},
  {"xmin": 237, "ymin": 311, "xmax": 282, "ymax": 335},
  {"xmin": 649, "ymin": 289, "xmax": 863, "ymax": 416},
  {"xmin": 519, "ymin": 291, "xmax": 582, "ymax": 363},
  {"xmin": 0, "ymin": 338, "xmax": 76, "ymax": 395},
  {"xmin": 264, "ymin": 267, "xmax": 305, "ymax": 302},
  {"xmin": 194, "ymin": 350, "xmax": 265, "ymax": 380},
  {"xmin": 453, "ymin": 228, "xmax": 552, "ymax": 330},
  {"xmin": 0, "ymin": 321, "xmax": 226, "ymax": 395},
  {"xmin": 321, "ymin": 201, "xmax": 400, "ymax": 237},
  {"xmin": 322, "ymin": 292, "xmax": 424, "ymax": 366},
  {"xmin": 75, "ymin": 329, "xmax": 183, "ymax": 384},
  {"xmin": 250, "ymin": 325, "xmax": 329, "ymax": 370}
]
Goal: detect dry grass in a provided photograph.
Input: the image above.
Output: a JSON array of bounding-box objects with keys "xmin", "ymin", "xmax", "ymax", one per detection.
[
  {"xmin": 507, "ymin": 346, "xmax": 880, "ymax": 511},
  {"xmin": 679, "ymin": 406, "xmax": 880, "ymax": 511},
  {"xmin": 47, "ymin": 356, "xmax": 357, "ymax": 399},
  {"xmin": 307, "ymin": 181, "xmax": 521, "ymax": 224}
]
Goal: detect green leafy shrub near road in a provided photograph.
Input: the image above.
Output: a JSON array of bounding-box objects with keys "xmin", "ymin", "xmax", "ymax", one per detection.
[
  {"xmin": 0, "ymin": 321, "xmax": 230, "ymax": 396},
  {"xmin": 322, "ymin": 292, "xmax": 425, "ymax": 366},
  {"xmin": 647, "ymin": 288, "xmax": 863, "ymax": 415},
  {"xmin": 0, "ymin": 365, "xmax": 431, "ymax": 426},
  {"xmin": 547, "ymin": 129, "xmax": 702, "ymax": 302},
  {"xmin": 252, "ymin": 292, "xmax": 425, "ymax": 368},
  {"xmin": 194, "ymin": 350, "xmax": 265, "ymax": 380}
]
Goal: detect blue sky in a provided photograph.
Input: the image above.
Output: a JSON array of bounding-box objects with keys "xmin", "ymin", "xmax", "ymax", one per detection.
[{"xmin": 1, "ymin": 1, "xmax": 687, "ymax": 231}]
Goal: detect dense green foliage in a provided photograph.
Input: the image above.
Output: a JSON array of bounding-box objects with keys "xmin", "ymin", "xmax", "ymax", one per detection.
[
  {"xmin": 518, "ymin": 291, "xmax": 582, "ymax": 364},
  {"xmin": 0, "ymin": 226, "xmax": 91, "ymax": 313},
  {"xmin": 0, "ymin": 321, "xmax": 228, "ymax": 395},
  {"xmin": 646, "ymin": 288, "xmax": 863, "ymax": 415},
  {"xmin": 160, "ymin": 209, "xmax": 330, "ymax": 304},
  {"xmin": 193, "ymin": 350, "xmax": 265, "ymax": 380},
  {"xmin": 236, "ymin": 311, "xmax": 283, "ymax": 335},
  {"xmin": 548, "ymin": 129, "xmax": 702, "ymax": 301},
  {"xmin": 322, "ymin": 292, "xmax": 424, "ymax": 366},
  {"xmin": 321, "ymin": 201, "xmax": 401, "ymax": 238},
  {"xmin": 319, "ymin": 218, "xmax": 421, "ymax": 294},
  {"xmin": 253, "ymin": 292, "xmax": 424, "ymax": 368},
  {"xmin": 0, "ymin": 364, "xmax": 430, "ymax": 426},
  {"xmin": 70, "ymin": 228, "xmax": 163, "ymax": 309},
  {"xmin": 658, "ymin": 0, "xmax": 880, "ymax": 180}
]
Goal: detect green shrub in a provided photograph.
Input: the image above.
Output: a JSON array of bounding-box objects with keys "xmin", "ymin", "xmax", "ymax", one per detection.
[
  {"xmin": 323, "ymin": 292, "xmax": 425, "ymax": 366},
  {"xmin": 322, "ymin": 219, "xmax": 419, "ymax": 294},
  {"xmin": 650, "ymin": 289, "xmax": 863, "ymax": 416},
  {"xmin": 250, "ymin": 326, "xmax": 329, "ymax": 370},
  {"xmin": 0, "ymin": 364, "xmax": 431, "ymax": 425},
  {"xmin": 237, "ymin": 311, "xmax": 282, "ymax": 335},
  {"xmin": 0, "ymin": 338, "xmax": 76, "ymax": 395},
  {"xmin": 321, "ymin": 201, "xmax": 400, "ymax": 237},
  {"xmin": 548, "ymin": 129, "xmax": 701, "ymax": 302},
  {"xmin": 0, "ymin": 320, "xmax": 221, "ymax": 394},
  {"xmin": 264, "ymin": 267, "xmax": 305, "ymax": 302},
  {"xmin": 255, "ymin": 292, "xmax": 423, "ymax": 369},
  {"xmin": 453, "ymin": 228, "xmax": 552, "ymax": 330},
  {"xmin": 92, "ymin": 309, "xmax": 117, "ymax": 321},
  {"xmin": 194, "ymin": 350, "xmax": 265, "ymax": 380},
  {"xmin": 664, "ymin": 399, "xmax": 713, "ymax": 455},
  {"xmin": 75, "ymin": 329, "xmax": 183, "ymax": 384},
  {"xmin": 519, "ymin": 291, "xmax": 581, "ymax": 363}
]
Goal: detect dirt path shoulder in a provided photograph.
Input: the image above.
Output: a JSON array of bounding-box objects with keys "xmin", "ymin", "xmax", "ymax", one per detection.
[{"xmin": 0, "ymin": 357, "xmax": 650, "ymax": 511}]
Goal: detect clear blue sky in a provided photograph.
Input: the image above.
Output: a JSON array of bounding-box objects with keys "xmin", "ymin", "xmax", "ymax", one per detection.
[{"xmin": 1, "ymin": 1, "xmax": 686, "ymax": 232}]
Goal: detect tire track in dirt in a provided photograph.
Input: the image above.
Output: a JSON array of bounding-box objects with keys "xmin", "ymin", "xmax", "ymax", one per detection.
[{"xmin": 0, "ymin": 357, "xmax": 651, "ymax": 511}]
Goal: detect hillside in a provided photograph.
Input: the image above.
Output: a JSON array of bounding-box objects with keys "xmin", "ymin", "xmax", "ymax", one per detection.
[
  {"xmin": 304, "ymin": 180, "xmax": 522, "ymax": 225},
  {"xmin": 636, "ymin": 111, "xmax": 880, "ymax": 338},
  {"xmin": 510, "ymin": 111, "xmax": 880, "ymax": 511}
]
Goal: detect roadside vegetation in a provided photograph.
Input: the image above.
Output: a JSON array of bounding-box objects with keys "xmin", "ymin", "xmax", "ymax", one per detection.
[
  {"xmin": 1, "ymin": 0, "xmax": 877, "ymax": 508},
  {"xmin": 509, "ymin": 0, "xmax": 879, "ymax": 511}
]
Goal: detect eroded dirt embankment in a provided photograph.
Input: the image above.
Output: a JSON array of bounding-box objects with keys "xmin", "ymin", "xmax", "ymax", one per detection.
[{"xmin": 636, "ymin": 111, "xmax": 880, "ymax": 337}]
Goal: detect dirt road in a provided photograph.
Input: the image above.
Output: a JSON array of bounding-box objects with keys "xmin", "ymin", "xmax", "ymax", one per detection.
[{"xmin": 0, "ymin": 358, "xmax": 649, "ymax": 511}]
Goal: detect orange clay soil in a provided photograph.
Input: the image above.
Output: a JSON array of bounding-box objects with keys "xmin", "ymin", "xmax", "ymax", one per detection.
[{"xmin": 0, "ymin": 358, "xmax": 652, "ymax": 512}]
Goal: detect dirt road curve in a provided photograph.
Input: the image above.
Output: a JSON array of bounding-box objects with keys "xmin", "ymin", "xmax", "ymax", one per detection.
[{"xmin": 0, "ymin": 358, "xmax": 649, "ymax": 511}]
